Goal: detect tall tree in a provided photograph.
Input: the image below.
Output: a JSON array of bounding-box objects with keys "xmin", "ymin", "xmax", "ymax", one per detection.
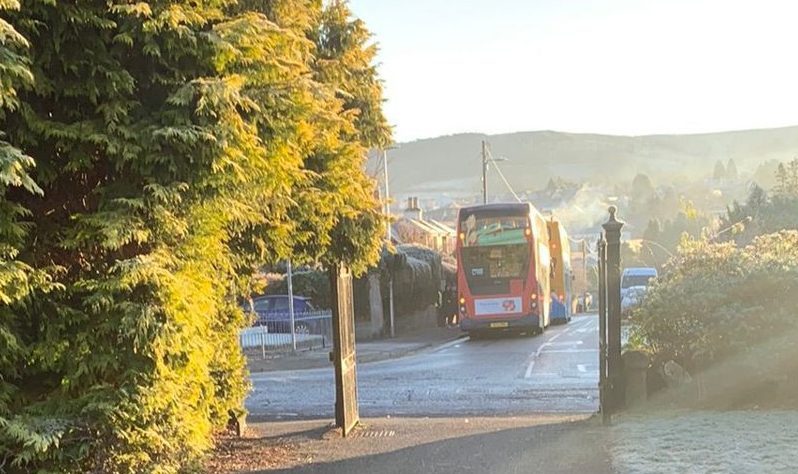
[
  {"xmin": 631, "ymin": 173, "xmax": 655, "ymax": 200},
  {"xmin": 642, "ymin": 218, "xmax": 662, "ymax": 243},
  {"xmin": 713, "ymin": 160, "xmax": 727, "ymax": 181},
  {"xmin": 752, "ymin": 159, "xmax": 781, "ymax": 189},
  {"xmin": 725, "ymin": 158, "xmax": 738, "ymax": 181},
  {"xmin": 0, "ymin": 0, "xmax": 389, "ymax": 471}
]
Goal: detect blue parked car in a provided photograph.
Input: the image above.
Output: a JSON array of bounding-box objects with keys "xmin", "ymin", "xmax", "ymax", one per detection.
[{"xmin": 248, "ymin": 295, "xmax": 319, "ymax": 334}]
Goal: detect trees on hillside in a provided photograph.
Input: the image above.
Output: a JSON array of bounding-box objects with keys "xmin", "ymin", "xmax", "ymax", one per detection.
[
  {"xmin": 726, "ymin": 159, "xmax": 739, "ymax": 181},
  {"xmin": 713, "ymin": 160, "xmax": 727, "ymax": 181},
  {"xmin": 752, "ymin": 159, "xmax": 781, "ymax": 189},
  {"xmin": 721, "ymin": 159, "xmax": 798, "ymax": 246},
  {"xmin": 631, "ymin": 173, "xmax": 655, "ymax": 201},
  {"xmin": 0, "ymin": 1, "xmax": 388, "ymax": 472}
]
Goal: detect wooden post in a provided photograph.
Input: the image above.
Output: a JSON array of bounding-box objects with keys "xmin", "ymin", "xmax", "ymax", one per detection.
[{"xmin": 329, "ymin": 264, "xmax": 359, "ymax": 436}]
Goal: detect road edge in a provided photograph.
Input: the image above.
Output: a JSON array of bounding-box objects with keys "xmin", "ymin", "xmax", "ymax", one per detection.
[{"xmin": 248, "ymin": 332, "xmax": 469, "ymax": 374}]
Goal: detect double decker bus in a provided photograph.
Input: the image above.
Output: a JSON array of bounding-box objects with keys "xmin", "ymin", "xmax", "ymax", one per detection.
[
  {"xmin": 455, "ymin": 203, "xmax": 551, "ymax": 335},
  {"xmin": 546, "ymin": 218, "xmax": 573, "ymax": 322}
]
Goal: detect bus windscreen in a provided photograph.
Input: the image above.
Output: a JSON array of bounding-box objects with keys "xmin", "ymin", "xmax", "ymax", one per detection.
[
  {"xmin": 458, "ymin": 212, "xmax": 532, "ymax": 295},
  {"xmin": 460, "ymin": 215, "xmax": 528, "ymax": 247}
]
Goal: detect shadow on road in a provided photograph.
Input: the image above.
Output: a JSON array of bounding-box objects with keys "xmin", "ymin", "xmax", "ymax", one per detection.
[{"xmin": 254, "ymin": 417, "xmax": 613, "ymax": 474}]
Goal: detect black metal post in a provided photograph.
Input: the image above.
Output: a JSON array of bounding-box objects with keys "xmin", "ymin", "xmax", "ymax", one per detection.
[
  {"xmin": 602, "ymin": 206, "xmax": 624, "ymax": 412},
  {"xmin": 597, "ymin": 234, "xmax": 608, "ymax": 424}
]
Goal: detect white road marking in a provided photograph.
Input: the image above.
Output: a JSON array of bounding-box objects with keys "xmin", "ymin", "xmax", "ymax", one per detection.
[
  {"xmin": 524, "ymin": 360, "xmax": 536, "ymax": 378},
  {"xmin": 547, "ymin": 340, "xmax": 583, "ymax": 346},
  {"xmin": 535, "ymin": 342, "xmax": 549, "ymax": 357},
  {"xmin": 525, "ymin": 315, "xmax": 598, "ymax": 379},
  {"xmin": 544, "ymin": 349, "xmax": 598, "ymax": 353},
  {"xmin": 524, "ymin": 342, "xmax": 550, "ymax": 378}
]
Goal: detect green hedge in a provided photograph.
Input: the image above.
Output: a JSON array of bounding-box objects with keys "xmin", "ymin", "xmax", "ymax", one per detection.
[
  {"xmin": 0, "ymin": 2, "xmax": 387, "ymax": 472},
  {"xmin": 630, "ymin": 231, "xmax": 798, "ymax": 373},
  {"xmin": 383, "ymin": 245, "xmax": 448, "ymax": 318}
]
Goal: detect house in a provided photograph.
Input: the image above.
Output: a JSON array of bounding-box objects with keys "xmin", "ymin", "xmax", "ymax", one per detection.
[{"xmin": 392, "ymin": 197, "xmax": 456, "ymax": 254}]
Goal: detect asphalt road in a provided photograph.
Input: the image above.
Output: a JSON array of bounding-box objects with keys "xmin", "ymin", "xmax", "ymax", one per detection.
[{"xmin": 247, "ymin": 313, "xmax": 599, "ymax": 419}]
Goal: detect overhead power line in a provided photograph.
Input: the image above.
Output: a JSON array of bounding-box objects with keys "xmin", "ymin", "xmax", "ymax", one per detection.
[{"xmin": 485, "ymin": 144, "xmax": 522, "ymax": 203}]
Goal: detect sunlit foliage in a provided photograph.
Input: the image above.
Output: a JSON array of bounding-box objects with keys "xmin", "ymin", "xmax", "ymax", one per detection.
[
  {"xmin": 0, "ymin": 0, "xmax": 388, "ymax": 471},
  {"xmin": 630, "ymin": 231, "xmax": 798, "ymax": 372},
  {"xmin": 721, "ymin": 158, "xmax": 798, "ymax": 245}
]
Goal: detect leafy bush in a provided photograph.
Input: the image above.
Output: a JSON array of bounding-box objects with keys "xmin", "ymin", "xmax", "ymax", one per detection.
[
  {"xmin": 387, "ymin": 245, "xmax": 445, "ymax": 317},
  {"xmin": 630, "ymin": 231, "xmax": 798, "ymax": 372},
  {"xmin": 397, "ymin": 244, "xmax": 443, "ymax": 287}
]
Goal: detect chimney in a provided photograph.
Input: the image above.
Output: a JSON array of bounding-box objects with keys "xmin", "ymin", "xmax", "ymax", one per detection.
[{"xmin": 404, "ymin": 196, "xmax": 423, "ymax": 221}]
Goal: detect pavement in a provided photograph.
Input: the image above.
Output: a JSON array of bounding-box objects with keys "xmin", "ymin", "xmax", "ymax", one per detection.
[
  {"xmin": 246, "ymin": 325, "xmax": 466, "ymax": 373},
  {"xmin": 235, "ymin": 312, "xmax": 798, "ymax": 473},
  {"xmin": 246, "ymin": 414, "xmax": 613, "ymax": 474},
  {"xmin": 246, "ymin": 313, "xmax": 599, "ymax": 420}
]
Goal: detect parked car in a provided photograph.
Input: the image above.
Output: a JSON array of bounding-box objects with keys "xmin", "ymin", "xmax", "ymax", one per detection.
[{"xmin": 248, "ymin": 295, "xmax": 320, "ymax": 334}]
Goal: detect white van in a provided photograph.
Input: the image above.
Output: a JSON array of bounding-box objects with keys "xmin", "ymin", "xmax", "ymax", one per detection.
[
  {"xmin": 621, "ymin": 267, "xmax": 657, "ymax": 316},
  {"xmin": 621, "ymin": 267, "xmax": 657, "ymax": 293}
]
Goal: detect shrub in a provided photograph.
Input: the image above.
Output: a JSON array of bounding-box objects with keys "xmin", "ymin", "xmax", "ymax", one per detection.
[
  {"xmin": 630, "ymin": 231, "xmax": 798, "ymax": 372},
  {"xmin": 386, "ymin": 245, "xmax": 445, "ymax": 317}
]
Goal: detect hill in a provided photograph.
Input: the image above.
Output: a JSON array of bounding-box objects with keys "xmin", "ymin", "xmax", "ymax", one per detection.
[{"xmin": 374, "ymin": 126, "xmax": 798, "ymax": 201}]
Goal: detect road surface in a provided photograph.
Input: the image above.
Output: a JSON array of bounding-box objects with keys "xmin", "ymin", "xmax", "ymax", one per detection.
[{"xmin": 247, "ymin": 313, "xmax": 599, "ymax": 419}]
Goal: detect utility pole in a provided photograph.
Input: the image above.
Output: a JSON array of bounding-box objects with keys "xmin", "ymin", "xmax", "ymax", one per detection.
[
  {"xmin": 481, "ymin": 140, "xmax": 488, "ymax": 204},
  {"xmin": 382, "ymin": 150, "xmax": 395, "ymax": 338}
]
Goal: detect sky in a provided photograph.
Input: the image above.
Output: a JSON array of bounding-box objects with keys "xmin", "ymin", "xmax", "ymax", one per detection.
[{"xmin": 349, "ymin": 0, "xmax": 798, "ymax": 143}]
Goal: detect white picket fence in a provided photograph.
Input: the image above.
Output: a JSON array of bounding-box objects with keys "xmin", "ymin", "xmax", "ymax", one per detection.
[{"xmin": 239, "ymin": 310, "xmax": 332, "ymax": 352}]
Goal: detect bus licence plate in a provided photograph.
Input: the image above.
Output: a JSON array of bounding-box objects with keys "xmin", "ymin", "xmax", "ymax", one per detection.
[{"xmin": 490, "ymin": 322, "xmax": 509, "ymax": 328}]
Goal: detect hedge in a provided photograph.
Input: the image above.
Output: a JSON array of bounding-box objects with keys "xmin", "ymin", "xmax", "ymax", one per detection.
[{"xmin": 630, "ymin": 231, "xmax": 798, "ymax": 373}]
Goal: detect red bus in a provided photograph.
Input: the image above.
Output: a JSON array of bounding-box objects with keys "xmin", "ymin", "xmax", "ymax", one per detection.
[{"xmin": 456, "ymin": 203, "xmax": 551, "ymax": 335}]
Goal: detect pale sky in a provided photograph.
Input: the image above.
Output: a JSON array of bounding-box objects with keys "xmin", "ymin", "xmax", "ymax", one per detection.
[{"xmin": 350, "ymin": 0, "xmax": 798, "ymax": 143}]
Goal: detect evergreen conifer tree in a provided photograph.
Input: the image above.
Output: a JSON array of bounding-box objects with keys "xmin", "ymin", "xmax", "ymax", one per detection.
[
  {"xmin": 713, "ymin": 160, "xmax": 726, "ymax": 181},
  {"xmin": 0, "ymin": 1, "xmax": 389, "ymax": 471}
]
